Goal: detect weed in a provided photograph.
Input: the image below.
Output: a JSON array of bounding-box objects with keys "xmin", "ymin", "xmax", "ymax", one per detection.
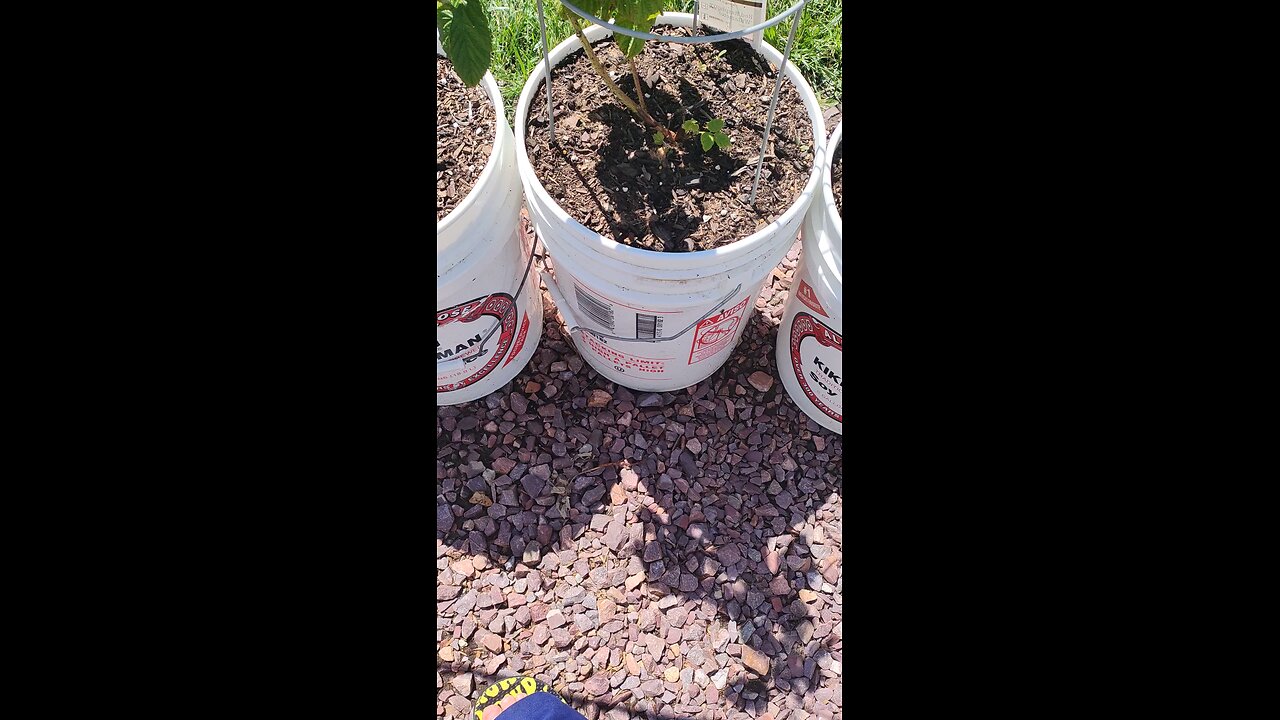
[{"xmin": 682, "ymin": 117, "xmax": 730, "ymax": 152}]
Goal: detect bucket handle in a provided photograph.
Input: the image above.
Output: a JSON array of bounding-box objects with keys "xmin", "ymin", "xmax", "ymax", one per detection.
[
  {"xmin": 543, "ymin": 266, "xmax": 743, "ymax": 345},
  {"xmin": 540, "ymin": 267, "xmax": 582, "ymax": 332},
  {"xmin": 437, "ymin": 233, "xmax": 541, "ymax": 368}
]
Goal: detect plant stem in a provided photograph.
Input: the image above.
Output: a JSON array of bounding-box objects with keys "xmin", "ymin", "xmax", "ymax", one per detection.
[
  {"xmin": 628, "ymin": 58, "xmax": 649, "ymax": 116},
  {"xmin": 566, "ymin": 14, "xmax": 677, "ymax": 144},
  {"xmin": 567, "ymin": 15, "xmax": 639, "ymax": 115}
]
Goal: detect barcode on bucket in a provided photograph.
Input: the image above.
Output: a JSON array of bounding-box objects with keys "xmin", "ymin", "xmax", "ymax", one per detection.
[
  {"xmin": 636, "ymin": 313, "xmax": 662, "ymax": 339},
  {"xmin": 575, "ymin": 286, "xmax": 615, "ymax": 331}
]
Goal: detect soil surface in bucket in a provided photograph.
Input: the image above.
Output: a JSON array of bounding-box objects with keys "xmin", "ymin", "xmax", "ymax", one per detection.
[
  {"xmin": 524, "ymin": 28, "xmax": 814, "ymax": 253},
  {"xmin": 437, "ymin": 57, "xmax": 496, "ymax": 222},
  {"xmin": 830, "ymin": 141, "xmax": 842, "ymax": 216}
]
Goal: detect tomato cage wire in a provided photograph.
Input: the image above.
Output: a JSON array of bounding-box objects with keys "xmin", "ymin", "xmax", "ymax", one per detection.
[{"xmin": 535, "ymin": 0, "xmax": 810, "ymax": 206}]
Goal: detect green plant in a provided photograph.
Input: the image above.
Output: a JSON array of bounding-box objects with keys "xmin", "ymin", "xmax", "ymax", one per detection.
[
  {"xmin": 682, "ymin": 118, "xmax": 730, "ymax": 152},
  {"xmin": 566, "ymin": 0, "xmax": 664, "ymax": 60},
  {"xmin": 437, "ymin": 0, "xmax": 493, "ymax": 87},
  {"xmin": 483, "ymin": 0, "xmax": 841, "ymax": 125},
  {"xmin": 557, "ymin": 0, "xmax": 678, "ymax": 143}
]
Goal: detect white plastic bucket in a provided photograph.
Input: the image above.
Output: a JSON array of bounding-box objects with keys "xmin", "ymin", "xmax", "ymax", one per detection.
[
  {"xmin": 514, "ymin": 13, "xmax": 826, "ymax": 392},
  {"xmin": 777, "ymin": 121, "xmax": 841, "ymax": 433},
  {"xmin": 437, "ymin": 39, "xmax": 543, "ymax": 405}
]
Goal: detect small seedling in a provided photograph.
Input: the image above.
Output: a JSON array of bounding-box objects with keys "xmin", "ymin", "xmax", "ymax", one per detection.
[{"xmin": 683, "ymin": 118, "xmax": 731, "ymax": 152}]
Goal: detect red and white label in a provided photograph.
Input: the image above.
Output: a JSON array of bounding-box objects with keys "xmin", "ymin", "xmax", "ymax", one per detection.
[
  {"xmin": 436, "ymin": 292, "xmax": 518, "ymax": 393},
  {"xmin": 688, "ymin": 295, "xmax": 750, "ymax": 365},
  {"xmin": 789, "ymin": 312, "xmax": 842, "ymax": 423},
  {"xmin": 503, "ymin": 313, "xmax": 531, "ymax": 367},
  {"xmin": 437, "ymin": 298, "xmax": 486, "ymax": 327},
  {"xmin": 583, "ymin": 332, "xmax": 671, "ymax": 376},
  {"xmin": 796, "ymin": 279, "xmax": 828, "ymax": 317}
]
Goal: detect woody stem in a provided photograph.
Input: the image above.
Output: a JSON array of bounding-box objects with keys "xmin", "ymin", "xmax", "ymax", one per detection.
[
  {"xmin": 567, "ymin": 15, "xmax": 676, "ymax": 143},
  {"xmin": 629, "ymin": 58, "xmax": 649, "ymax": 116},
  {"xmin": 568, "ymin": 15, "xmax": 641, "ymax": 116}
]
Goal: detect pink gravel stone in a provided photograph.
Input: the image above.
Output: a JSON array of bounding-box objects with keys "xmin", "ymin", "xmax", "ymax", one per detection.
[{"xmin": 481, "ymin": 632, "xmax": 503, "ymax": 653}]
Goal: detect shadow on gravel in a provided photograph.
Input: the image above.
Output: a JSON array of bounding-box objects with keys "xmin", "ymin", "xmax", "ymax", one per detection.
[{"xmin": 438, "ymin": 276, "xmax": 842, "ymax": 719}]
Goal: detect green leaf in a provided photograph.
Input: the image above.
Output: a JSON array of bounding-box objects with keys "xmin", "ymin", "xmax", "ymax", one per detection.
[
  {"xmin": 701, "ymin": 133, "xmax": 714, "ymax": 152},
  {"xmin": 682, "ymin": 119, "xmax": 699, "ymax": 134},
  {"xmin": 652, "ymin": 131, "xmax": 664, "ymax": 146},
  {"xmin": 714, "ymin": 131, "xmax": 730, "ymax": 150},
  {"xmin": 563, "ymin": 0, "xmax": 613, "ymax": 25},
  {"xmin": 706, "ymin": 118, "xmax": 724, "ymax": 134},
  {"xmin": 439, "ymin": 0, "xmax": 492, "ymax": 87},
  {"xmin": 613, "ymin": 0, "xmax": 663, "ymax": 59}
]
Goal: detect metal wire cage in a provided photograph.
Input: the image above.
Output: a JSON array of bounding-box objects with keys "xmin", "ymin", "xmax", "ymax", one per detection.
[{"xmin": 534, "ymin": 0, "xmax": 810, "ymax": 205}]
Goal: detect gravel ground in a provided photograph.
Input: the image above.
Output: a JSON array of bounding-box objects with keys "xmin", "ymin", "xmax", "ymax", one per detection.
[{"xmin": 436, "ymin": 109, "xmax": 843, "ymax": 720}]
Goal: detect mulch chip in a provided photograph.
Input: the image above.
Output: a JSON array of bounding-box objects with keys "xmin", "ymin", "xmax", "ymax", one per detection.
[{"xmin": 437, "ymin": 57, "xmax": 497, "ymax": 222}]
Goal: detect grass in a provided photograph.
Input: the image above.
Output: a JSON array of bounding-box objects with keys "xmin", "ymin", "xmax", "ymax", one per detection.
[{"xmin": 484, "ymin": 0, "xmax": 842, "ymax": 124}]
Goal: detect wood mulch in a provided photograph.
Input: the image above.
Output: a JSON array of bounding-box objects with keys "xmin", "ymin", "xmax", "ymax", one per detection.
[
  {"xmin": 437, "ymin": 56, "xmax": 496, "ymax": 222},
  {"xmin": 524, "ymin": 28, "xmax": 815, "ymax": 253}
]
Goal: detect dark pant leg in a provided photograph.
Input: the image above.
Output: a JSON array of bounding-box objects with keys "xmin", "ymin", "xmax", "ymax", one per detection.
[{"xmin": 490, "ymin": 691, "xmax": 588, "ymax": 720}]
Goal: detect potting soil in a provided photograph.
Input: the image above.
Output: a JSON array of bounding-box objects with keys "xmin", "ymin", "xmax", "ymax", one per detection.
[
  {"xmin": 523, "ymin": 28, "xmax": 814, "ymax": 253},
  {"xmin": 437, "ymin": 56, "xmax": 497, "ymax": 222}
]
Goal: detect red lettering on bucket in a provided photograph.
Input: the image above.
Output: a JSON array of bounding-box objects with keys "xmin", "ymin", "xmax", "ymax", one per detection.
[
  {"xmin": 436, "ymin": 293, "xmax": 518, "ymax": 393},
  {"xmin": 504, "ymin": 313, "xmax": 531, "ymax": 367},
  {"xmin": 437, "ymin": 298, "xmax": 486, "ymax": 326},
  {"xmin": 796, "ymin": 279, "xmax": 827, "ymax": 317},
  {"xmin": 583, "ymin": 333, "xmax": 670, "ymax": 375},
  {"xmin": 789, "ymin": 312, "xmax": 842, "ymax": 422},
  {"xmin": 688, "ymin": 295, "xmax": 750, "ymax": 365}
]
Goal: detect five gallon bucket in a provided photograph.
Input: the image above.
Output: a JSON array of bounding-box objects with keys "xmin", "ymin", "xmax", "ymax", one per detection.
[
  {"xmin": 437, "ymin": 40, "xmax": 543, "ymax": 405},
  {"xmin": 514, "ymin": 13, "xmax": 826, "ymax": 392},
  {"xmin": 777, "ymin": 121, "xmax": 842, "ymax": 433}
]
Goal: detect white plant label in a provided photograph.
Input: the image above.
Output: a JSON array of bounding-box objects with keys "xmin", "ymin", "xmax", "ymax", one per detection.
[{"xmin": 697, "ymin": 0, "xmax": 768, "ymax": 50}]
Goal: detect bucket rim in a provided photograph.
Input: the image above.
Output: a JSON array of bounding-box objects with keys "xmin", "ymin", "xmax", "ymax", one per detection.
[
  {"xmin": 824, "ymin": 121, "xmax": 842, "ymax": 262},
  {"xmin": 436, "ymin": 38, "xmax": 509, "ymax": 238},
  {"xmin": 514, "ymin": 12, "xmax": 825, "ymax": 273}
]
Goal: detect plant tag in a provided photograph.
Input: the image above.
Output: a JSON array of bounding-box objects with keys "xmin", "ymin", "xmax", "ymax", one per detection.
[{"xmin": 697, "ymin": 0, "xmax": 767, "ymax": 51}]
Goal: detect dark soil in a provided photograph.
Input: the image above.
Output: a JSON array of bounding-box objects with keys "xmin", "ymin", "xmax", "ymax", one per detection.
[
  {"xmin": 524, "ymin": 28, "xmax": 815, "ymax": 253},
  {"xmin": 437, "ymin": 56, "xmax": 496, "ymax": 222},
  {"xmin": 830, "ymin": 141, "xmax": 842, "ymax": 217}
]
